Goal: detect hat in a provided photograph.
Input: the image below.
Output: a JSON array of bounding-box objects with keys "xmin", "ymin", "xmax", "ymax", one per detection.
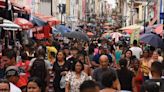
[{"xmin": 5, "ymin": 66, "xmax": 19, "ymax": 77}]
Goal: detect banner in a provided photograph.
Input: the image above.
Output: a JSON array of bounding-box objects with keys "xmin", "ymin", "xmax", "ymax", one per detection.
[{"xmin": 130, "ymin": 28, "xmax": 140, "ymax": 44}]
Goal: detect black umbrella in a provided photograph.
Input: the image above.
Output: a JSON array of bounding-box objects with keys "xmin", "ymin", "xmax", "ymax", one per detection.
[
  {"xmin": 63, "ymin": 30, "xmax": 89, "ymax": 41},
  {"xmin": 140, "ymin": 32, "xmax": 164, "ymax": 49}
]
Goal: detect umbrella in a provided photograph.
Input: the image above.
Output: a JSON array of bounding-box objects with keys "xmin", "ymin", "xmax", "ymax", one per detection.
[
  {"xmin": 52, "ymin": 27, "xmax": 61, "ymax": 34},
  {"xmin": 87, "ymin": 23, "xmax": 96, "ymax": 27},
  {"xmin": 140, "ymin": 24, "xmax": 163, "ymax": 35},
  {"xmin": 0, "ymin": 19, "xmax": 20, "ymax": 30},
  {"xmin": 32, "ymin": 14, "xmax": 60, "ymax": 26},
  {"xmin": 120, "ymin": 24, "xmax": 142, "ymax": 30},
  {"xmin": 87, "ymin": 32, "xmax": 94, "ymax": 37},
  {"xmin": 103, "ymin": 26, "xmax": 111, "ymax": 29},
  {"xmin": 32, "ymin": 16, "xmax": 47, "ymax": 26},
  {"xmin": 124, "ymin": 29, "xmax": 134, "ymax": 34},
  {"xmin": 102, "ymin": 32, "xmax": 111, "ymax": 39},
  {"xmin": 110, "ymin": 32, "xmax": 122, "ymax": 42},
  {"xmin": 14, "ymin": 18, "xmax": 33, "ymax": 30},
  {"xmin": 55, "ymin": 25, "xmax": 72, "ymax": 35},
  {"xmin": 63, "ymin": 30, "xmax": 89, "ymax": 41},
  {"xmin": 140, "ymin": 33, "xmax": 164, "ymax": 49}
]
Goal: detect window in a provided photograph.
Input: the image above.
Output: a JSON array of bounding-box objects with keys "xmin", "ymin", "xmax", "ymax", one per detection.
[{"xmin": 40, "ymin": 0, "xmax": 51, "ymax": 2}]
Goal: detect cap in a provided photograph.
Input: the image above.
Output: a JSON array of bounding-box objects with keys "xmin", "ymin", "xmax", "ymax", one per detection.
[{"xmin": 5, "ymin": 66, "xmax": 19, "ymax": 77}]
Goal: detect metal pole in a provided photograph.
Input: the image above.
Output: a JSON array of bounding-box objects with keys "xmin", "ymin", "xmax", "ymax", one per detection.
[
  {"xmin": 58, "ymin": 4, "xmax": 62, "ymax": 24},
  {"xmin": 130, "ymin": 0, "xmax": 134, "ymax": 25},
  {"xmin": 5, "ymin": 0, "xmax": 8, "ymax": 19},
  {"xmin": 61, "ymin": 10, "xmax": 62, "ymax": 24},
  {"xmin": 144, "ymin": 5, "xmax": 146, "ymax": 33},
  {"xmin": 51, "ymin": 0, "xmax": 53, "ymax": 16}
]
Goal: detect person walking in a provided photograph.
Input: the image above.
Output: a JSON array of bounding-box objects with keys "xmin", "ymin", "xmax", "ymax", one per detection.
[
  {"xmin": 130, "ymin": 40, "xmax": 143, "ymax": 59},
  {"xmin": 53, "ymin": 51, "xmax": 70, "ymax": 92},
  {"xmin": 117, "ymin": 59, "xmax": 135, "ymax": 91},
  {"xmin": 65, "ymin": 61, "xmax": 89, "ymax": 92},
  {"xmin": 92, "ymin": 55, "xmax": 116, "ymax": 89}
]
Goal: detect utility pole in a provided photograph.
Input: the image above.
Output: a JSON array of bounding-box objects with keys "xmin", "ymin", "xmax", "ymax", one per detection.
[
  {"xmin": 5, "ymin": 0, "xmax": 8, "ymax": 19},
  {"xmin": 58, "ymin": 4, "xmax": 62, "ymax": 24},
  {"xmin": 51, "ymin": 0, "xmax": 53, "ymax": 16},
  {"xmin": 130, "ymin": 0, "xmax": 134, "ymax": 25},
  {"xmin": 143, "ymin": 5, "xmax": 146, "ymax": 33}
]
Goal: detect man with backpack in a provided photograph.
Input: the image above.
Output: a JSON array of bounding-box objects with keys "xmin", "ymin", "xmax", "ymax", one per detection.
[
  {"xmin": 29, "ymin": 49, "xmax": 50, "ymax": 92},
  {"xmin": 141, "ymin": 61, "xmax": 164, "ymax": 92}
]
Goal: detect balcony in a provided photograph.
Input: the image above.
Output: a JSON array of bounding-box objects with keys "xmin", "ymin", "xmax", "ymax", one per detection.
[{"xmin": 134, "ymin": 0, "xmax": 154, "ymax": 5}]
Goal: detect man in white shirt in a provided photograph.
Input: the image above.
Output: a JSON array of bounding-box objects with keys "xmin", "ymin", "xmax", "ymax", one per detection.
[{"xmin": 130, "ymin": 40, "xmax": 143, "ymax": 59}]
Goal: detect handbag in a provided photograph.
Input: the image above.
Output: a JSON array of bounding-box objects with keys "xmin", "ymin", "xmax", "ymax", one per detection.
[{"xmin": 60, "ymin": 76, "xmax": 66, "ymax": 89}]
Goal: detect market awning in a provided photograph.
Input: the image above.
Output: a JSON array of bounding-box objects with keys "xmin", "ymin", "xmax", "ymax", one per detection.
[
  {"xmin": 0, "ymin": 1, "xmax": 5, "ymax": 9},
  {"xmin": 14, "ymin": 18, "xmax": 33, "ymax": 30},
  {"xmin": 0, "ymin": 19, "xmax": 20, "ymax": 30},
  {"xmin": 120, "ymin": 24, "xmax": 142, "ymax": 30},
  {"xmin": 0, "ymin": 0, "xmax": 31, "ymax": 14},
  {"xmin": 32, "ymin": 13, "xmax": 60, "ymax": 26},
  {"xmin": 120, "ymin": 24, "xmax": 143, "ymax": 34},
  {"xmin": 12, "ymin": 3, "xmax": 31, "ymax": 14}
]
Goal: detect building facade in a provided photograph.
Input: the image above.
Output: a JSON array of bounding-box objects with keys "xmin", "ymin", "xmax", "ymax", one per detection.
[{"xmin": 116, "ymin": 0, "xmax": 160, "ymax": 27}]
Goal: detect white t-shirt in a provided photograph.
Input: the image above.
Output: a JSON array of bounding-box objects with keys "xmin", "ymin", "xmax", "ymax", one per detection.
[
  {"xmin": 10, "ymin": 83, "xmax": 22, "ymax": 92},
  {"xmin": 130, "ymin": 46, "xmax": 143, "ymax": 59}
]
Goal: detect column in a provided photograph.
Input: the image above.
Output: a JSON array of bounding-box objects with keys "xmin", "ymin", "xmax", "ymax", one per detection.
[{"xmin": 139, "ymin": 4, "xmax": 143, "ymax": 21}]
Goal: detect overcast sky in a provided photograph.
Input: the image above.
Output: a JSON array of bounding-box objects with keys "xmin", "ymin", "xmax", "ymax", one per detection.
[{"xmin": 107, "ymin": 0, "xmax": 116, "ymax": 8}]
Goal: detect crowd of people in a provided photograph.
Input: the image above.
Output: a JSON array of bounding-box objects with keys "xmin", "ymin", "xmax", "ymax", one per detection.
[{"xmin": 0, "ymin": 34, "xmax": 164, "ymax": 92}]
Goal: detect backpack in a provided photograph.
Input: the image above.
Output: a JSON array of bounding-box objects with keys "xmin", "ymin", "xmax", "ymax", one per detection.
[
  {"xmin": 30, "ymin": 58, "xmax": 47, "ymax": 82},
  {"xmin": 141, "ymin": 79, "xmax": 164, "ymax": 92}
]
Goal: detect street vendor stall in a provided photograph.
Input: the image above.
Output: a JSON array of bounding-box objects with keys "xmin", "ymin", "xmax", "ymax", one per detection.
[{"xmin": 0, "ymin": 17, "xmax": 20, "ymax": 48}]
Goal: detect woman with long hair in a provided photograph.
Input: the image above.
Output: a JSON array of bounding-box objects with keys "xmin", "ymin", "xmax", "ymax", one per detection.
[
  {"xmin": 117, "ymin": 59, "xmax": 135, "ymax": 91},
  {"xmin": 65, "ymin": 60, "xmax": 88, "ymax": 92},
  {"xmin": 140, "ymin": 50, "xmax": 150, "ymax": 81},
  {"xmin": 123, "ymin": 50, "xmax": 133, "ymax": 68},
  {"xmin": 53, "ymin": 51, "xmax": 70, "ymax": 92},
  {"xmin": 77, "ymin": 54, "xmax": 92, "ymax": 76},
  {"xmin": 27, "ymin": 77, "xmax": 43, "ymax": 92},
  {"xmin": 131, "ymin": 58, "xmax": 144, "ymax": 92}
]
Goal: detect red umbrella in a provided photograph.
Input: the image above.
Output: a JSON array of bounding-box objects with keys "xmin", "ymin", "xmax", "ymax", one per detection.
[
  {"xmin": 124, "ymin": 29, "xmax": 133, "ymax": 34},
  {"xmin": 87, "ymin": 32, "xmax": 94, "ymax": 37},
  {"xmin": 14, "ymin": 18, "xmax": 33, "ymax": 30},
  {"xmin": 46, "ymin": 17, "xmax": 60, "ymax": 26}
]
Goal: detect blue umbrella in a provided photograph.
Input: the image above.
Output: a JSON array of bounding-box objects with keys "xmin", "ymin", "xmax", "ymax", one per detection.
[
  {"xmin": 32, "ymin": 16, "xmax": 47, "ymax": 26},
  {"xmin": 140, "ymin": 33, "xmax": 164, "ymax": 49},
  {"xmin": 55, "ymin": 25, "xmax": 72, "ymax": 35},
  {"xmin": 52, "ymin": 27, "xmax": 61, "ymax": 35}
]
